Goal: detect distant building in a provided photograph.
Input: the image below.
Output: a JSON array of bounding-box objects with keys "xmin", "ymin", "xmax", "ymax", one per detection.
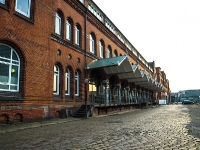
[
  {"xmin": 0, "ymin": 0, "xmax": 170, "ymax": 123},
  {"xmin": 176, "ymin": 90, "xmax": 200, "ymax": 102}
]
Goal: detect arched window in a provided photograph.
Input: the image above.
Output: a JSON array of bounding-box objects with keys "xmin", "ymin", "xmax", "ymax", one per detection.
[
  {"xmin": 107, "ymin": 45, "xmax": 112, "ymax": 58},
  {"xmin": 75, "ymin": 24, "xmax": 81, "ymax": 46},
  {"xmin": 90, "ymin": 33, "xmax": 95, "ymax": 54},
  {"xmin": 55, "ymin": 12, "xmax": 61, "ymax": 35},
  {"xmin": 75, "ymin": 71, "xmax": 79, "ymax": 96},
  {"xmin": 99, "ymin": 40, "xmax": 104, "ymax": 58},
  {"xmin": 0, "ymin": 44, "xmax": 20, "ymax": 92},
  {"xmin": 114, "ymin": 50, "xmax": 118, "ymax": 57},
  {"xmin": 53, "ymin": 65, "xmax": 60, "ymax": 95},
  {"xmin": 65, "ymin": 68, "xmax": 70, "ymax": 95},
  {"xmin": 66, "ymin": 18, "xmax": 73, "ymax": 42}
]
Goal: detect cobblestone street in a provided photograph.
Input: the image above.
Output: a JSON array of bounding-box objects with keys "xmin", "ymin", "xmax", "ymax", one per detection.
[{"xmin": 1, "ymin": 105, "xmax": 200, "ymax": 150}]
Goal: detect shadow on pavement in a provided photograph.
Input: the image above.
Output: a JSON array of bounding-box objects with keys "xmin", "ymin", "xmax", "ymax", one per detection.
[{"xmin": 185, "ymin": 105, "xmax": 200, "ymax": 139}]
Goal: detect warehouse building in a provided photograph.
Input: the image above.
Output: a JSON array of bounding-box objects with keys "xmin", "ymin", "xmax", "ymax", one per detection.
[{"xmin": 0, "ymin": 0, "xmax": 170, "ymax": 123}]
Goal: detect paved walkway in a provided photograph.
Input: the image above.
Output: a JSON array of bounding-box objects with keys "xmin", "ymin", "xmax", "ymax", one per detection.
[{"xmin": 0, "ymin": 104, "xmax": 200, "ymax": 150}]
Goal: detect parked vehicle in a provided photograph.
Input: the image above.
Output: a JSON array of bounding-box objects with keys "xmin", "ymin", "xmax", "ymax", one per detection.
[{"xmin": 182, "ymin": 100, "xmax": 194, "ymax": 105}]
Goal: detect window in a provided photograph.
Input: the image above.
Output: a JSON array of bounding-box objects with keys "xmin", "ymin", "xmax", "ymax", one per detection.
[
  {"xmin": 55, "ymin": 13, "xmax": 61, "ymax": 35},
  {"xmin": 0, "ymin": 0, "xmax": 5, "ymax": 4},
  {"xmin": 107, "ymin": 46, "xmax": 112, "ymax": 58},
  {"xmin": 99, "ymin": 40, "xmax": 104, "ymax": 58},
  {"xmin": 79, "ymin": 0, "xmax": 84, "ymax": 4},
  {"xmin": 66, "ymin": 19, "xmax": 72, "ymax": 41},
  {"xmin": 65, "ymin": 68, "xmax": 70, "ymax": 95},
  {"xmin": 53, "ymin": 65, "xmax": 60, "ymax": 95},
  {"xmin": 0, "ymin": 44, "xmax": 20, "ymax": 92},
  {"xmin": 90, "ymin": 34, "xmax": 95, "ymax": 53},
  {"xmin": 75, "ymin": 25, "xmax": 80, "ymax": 45},
  {"xmin": 75, "ymin": 71, "xmax": 79, "ymax": 96},
  {"xmin": 114, "ymin": 50, "xmax": 118, "ymax": 57},
  {"xmin": 15, "ymin": 0, "xmax": 31, "ymax": 18}
]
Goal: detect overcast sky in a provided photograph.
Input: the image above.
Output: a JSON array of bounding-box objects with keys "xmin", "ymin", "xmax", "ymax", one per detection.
[{"xmin": 93, "ymin": 0, "xmax": 200, "ymax": 92}]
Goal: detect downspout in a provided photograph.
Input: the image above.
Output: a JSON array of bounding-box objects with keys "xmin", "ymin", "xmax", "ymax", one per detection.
[{"xmin": 84, "ymin": 9, "xmax": 88, "ymax": 118}]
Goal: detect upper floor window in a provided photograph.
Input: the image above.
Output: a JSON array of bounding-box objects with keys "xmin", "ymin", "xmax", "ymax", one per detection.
[
  {"xmin": 53, "ymin": 65, "xmax": 60, "ymax": 95},
  {"xmin": 0, "ymin": 44, "xmax": 20, "ymax": 92},
  {"xmin": 66, "ymin": 19, "xmax": 72, "ymax": 41},
  {"xmin": 88, "ymin": 4, "xmax": 102, "ymax": 21},
  {"xmin": 90, "ymin": 33, "xmax": 95, "ymax": 53},
  {"xmin": 99, "ymin": 40, "xmax": 104, "ymax": 58},
  {"xmin": 15, "ymin": 0, "xmax": 31, "ymax": 18},
  {"xmin": 79, "ymin": 0, "xmax": 84, "ymax": 4},
  {"xmin": 75, "ymin": 71, "xmax": 79, "ymax": 96},
  {"xmin": 0, "ymin": 0, "xmax": 5, "ymax": 4},
  {"xmin": 65, "ymin": 68, "xmax": 70, "ymax": 96},
  {"xmin": 107, "ymin": 46, "xmax": 112, "ymax": 58},
  {"xmin": 75, "ymin": 25, "xmax": 80, "ymax": 46},
  {"xmin": 114, "ymin": 50, "xmax": 118, "ymax": 57},
  {"xmin": 55, "ymin": 13, "xmax": 61, "ymax": 35}
]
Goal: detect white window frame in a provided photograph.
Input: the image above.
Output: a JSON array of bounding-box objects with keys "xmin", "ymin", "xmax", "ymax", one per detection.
[
  {"xmin": 107, "ymin": 48, "xmax": 111, "ymax": 58},
  {"xmin": 15, "ymin": 0, "xmax": 31, "ymax": 18},
  {"xmin": 79, "ymin": 0, "xmax": 84, "ymax": 4},
  {"xmin": 66, "ymin": 20, "xmax": 71, "ymax": 41},
  {"xmin": 0, "ymin": 44, "xmax": 20, "ymax": 92},
  {"xmin": 90, "ymin": 34, "xmax": 94, "ymax": 53},
  {"xmin": 99, "ymin": 41, "xmax": 103, "ymax": 58},
  {"xmin": 53, "ymin": 65, "xmax": 59, "ymax": 95},
  {"xmin": 0, "ymin": 0, "xmax": 5, "ymax": 4},
  {"xmin": 65, "ymin": 68, "xmax": 70, "ymax": 95},
  {"xmin": 75, "ymin": 26, "xmax": 80, "ymax": 45},
  {"xmin": 75, "ymin": 71, "xmax": 79, "ymax": 96},
  {"xmin": 55, "ymin": 13, "xmax": 61, "ymax": 35}
]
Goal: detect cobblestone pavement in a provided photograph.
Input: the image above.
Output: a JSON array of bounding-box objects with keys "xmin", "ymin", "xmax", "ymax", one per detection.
[{"xmin": 0, "ymin": 105, "xmax": 200, "ymax": 150}]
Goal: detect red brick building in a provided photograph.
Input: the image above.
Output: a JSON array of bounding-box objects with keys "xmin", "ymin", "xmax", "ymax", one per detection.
[{"xmin": 0, "ymin": 0, "xmax": 170, "ymax": 123}]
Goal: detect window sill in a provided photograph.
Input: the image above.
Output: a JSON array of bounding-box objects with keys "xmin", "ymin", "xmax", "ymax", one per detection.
[
  {"xmin": 14, "ymin": 12, "xmax": 34, "ymax": 24},
  {"xmin": 0, "ymin": 3, "xmax": 9, "ymax": 11},
  {"xmin": 65, "ymin": 95, "xmax": 73, "ymax": 101},
  {"xmin": 0, "ymin": 91, "xmax": 24, "ymax": 101},
  {"xmin": 75, "ymin": 96, "xmax": 82, "ymax": 102},
  {"xmin": 53, "ymin": 95, "xmax": 62, "ymax": 101}
]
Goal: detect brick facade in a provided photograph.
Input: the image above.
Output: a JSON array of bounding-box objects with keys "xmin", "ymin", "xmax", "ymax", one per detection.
[{"xmin": 0, "ymin": 0, "xmax": 170, "ymax": 123}]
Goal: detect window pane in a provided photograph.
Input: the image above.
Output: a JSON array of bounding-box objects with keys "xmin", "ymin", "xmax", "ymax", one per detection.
[
  {"xmin": 0, "ymin": 45, "xmax": 11, "ymax": 59},
  {"xmin": 0, "ymin": 0, "xmax": 5, "ymax": 4},
  {"xmin": 0, "ymin": 63, "xmax": 9, "ymax": 83},
  {"xmin": 11, "ymin": 65, "xmax": 19, "ymax": 84},
  {"xmin": 65, "ymin": 71, "xmax": 70, "ymax": 95},
  {"xmin": 0, "ymin": 85, "xmax": 9, "ymax": 90},
  {"xmin": 10, "ymin": 86, "xmax": 17, "ymax": 90},
  {"xmin": 76, "ymin": 27, "xmax": 80, "ymax": 45},
  {"xmin": 53, "ymin": 74, "xmax": 57, "ymax": 92},
  {"xmin": 55, "ymin": 14, "xmax": 61, "ymax": 35},
  {"xmin": 66, "ymin": 21, "xmax": 71, "ymax": 40},
  {"xmin": 16, "ymin": 0, "xmax": 31, "ymax": 17},
  {"xmin": 12, "ymin": 51, "xmax": 19, "ymax": 61},
  {"xmin": 75, "ymin": 79, "xmax": 77, "ymax": 94},
  {"xmin": 65, "ymin": 77, "xmax": 69, "ymax": 94}
]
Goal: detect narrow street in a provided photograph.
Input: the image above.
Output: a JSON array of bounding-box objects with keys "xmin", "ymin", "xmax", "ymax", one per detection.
[{"xmin": 0, "ymin": 105, "xmax": 200, "ymax": 150}]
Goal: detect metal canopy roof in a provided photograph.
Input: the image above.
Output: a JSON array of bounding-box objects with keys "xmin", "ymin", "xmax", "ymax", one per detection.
[{"xmin": 87, "ymin": 55, "xmax": 164, "ymax": 92}]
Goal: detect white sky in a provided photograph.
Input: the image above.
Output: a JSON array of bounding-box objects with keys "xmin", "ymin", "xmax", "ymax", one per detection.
[{"xmin": 93, "ymin": 0, "xmax": 200, "ymax": 92}]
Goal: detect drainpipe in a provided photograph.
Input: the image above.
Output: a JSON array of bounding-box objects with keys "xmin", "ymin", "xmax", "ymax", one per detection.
[{"xmin": 84, "ymin": 10, "xmax": 88, "ymax": 118}]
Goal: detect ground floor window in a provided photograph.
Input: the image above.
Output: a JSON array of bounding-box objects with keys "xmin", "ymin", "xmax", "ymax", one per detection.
[
  {"xmin": 75, "ymin": 71, "xmax": 79, "ymax": 96},
  {"xmin": 0, "ymin": 44, "xmax": 20, "ymax": 92},
  {"xmin": 65, "ymin": 68, "xmax": 70, "ymax": 95},
  {"xmin": 53, "ymin": 65, "xmax": 60, "ymax": 95}
]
